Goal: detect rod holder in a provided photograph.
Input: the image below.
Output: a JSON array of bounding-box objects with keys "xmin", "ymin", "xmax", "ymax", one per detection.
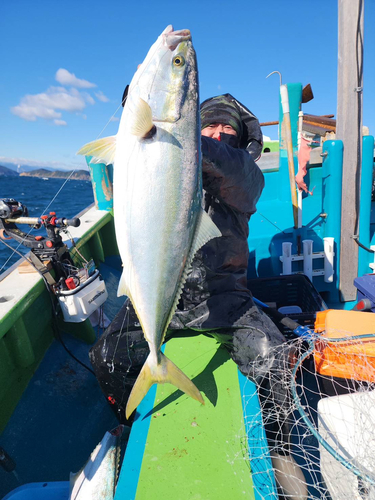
[
  {"xmin": 282, "ymin": 242, "xmax": 293, "ymax": 275},
  {"xmin": 324, "ymin": 237, "xmax": 335, "ymax": 283},
  {"xmin": 303, "ymin": 240, "xmax": 313, "ymax": 281}
]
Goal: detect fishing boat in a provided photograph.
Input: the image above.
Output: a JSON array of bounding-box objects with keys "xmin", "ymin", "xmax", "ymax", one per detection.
[{"xmin": 1, "ymin": 2, "xmax": 375, "ymax": 499}]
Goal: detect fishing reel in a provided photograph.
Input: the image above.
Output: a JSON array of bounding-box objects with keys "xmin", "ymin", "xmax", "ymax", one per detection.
[
  {"xmin": 0, "ymin": 198, "xmax": 81, "ymax": 281},
  {"xmin": 0, "ymin": 198, "xmax": 80, "ymax": 251}
]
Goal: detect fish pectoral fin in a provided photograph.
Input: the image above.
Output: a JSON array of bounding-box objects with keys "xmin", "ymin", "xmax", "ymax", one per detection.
[
  {"xmin": 130, "ymin": 98, "xmax": 155, "ymax": 138},
  {"xmin": 125, "ymin": 352, "xmax": 204, "ymax": 419},
  {"xmin": 191, "ymin": 209, "xmax": 222, "ymax": 256},
  {"xmin": 76, "ymin": 135, "xmax": 117, "ymax": 165}
]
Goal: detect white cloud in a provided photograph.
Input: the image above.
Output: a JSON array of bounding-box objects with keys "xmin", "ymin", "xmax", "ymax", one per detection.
[
  {"xmin": 95, "ymin": 91, "xmax": 110, "ymax": 103},
  {"xmin": 11, "ymin": 86, "xmax": 94, "ymax": 123},
  {"xmin": 83, "ymin": 92, "xmax": 95, "ymax": 105},
  {"xmin": 54, "ymin": 119, "xmax": 67, "ymax": 126},
  {"xmin": 55, "ymin": 68, "xmax": 96, "ymax": 89},
  {"xmin": 11, "ymin": 69, "xmax": 109, "ymax": 126}
]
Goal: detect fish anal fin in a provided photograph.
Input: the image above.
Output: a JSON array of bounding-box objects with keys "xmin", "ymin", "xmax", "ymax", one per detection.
[
  {"xmin": 130, "ymin": 98, "xmax": 155, "ymax": 138},
  {"xmin": 191, "ymin": 209, "xmax": 221, "ymax": 255},
  {"xmin": 125, "ymin": 352, "xmax": 204, "ymax": 419},
  {"xmin": 161, "ymin": 208, "xmax": 221, "ymax": 341},
  {"xmin": 77, "ymin": 136, "xmax": 117, "ymax": 166},
  {"xmin": 117, "ymin": 269, "xmax": 131, "ymax": 297}
]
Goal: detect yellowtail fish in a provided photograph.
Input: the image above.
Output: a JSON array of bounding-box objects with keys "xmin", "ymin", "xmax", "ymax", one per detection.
[{"xmin": 78, "ymin": 26, "xmax": 221, "ymax": 419}]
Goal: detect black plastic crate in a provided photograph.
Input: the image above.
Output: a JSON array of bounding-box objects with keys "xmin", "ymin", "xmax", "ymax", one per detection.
[{"xmin": 248, "ymin": 274, "xmax": 327, "ymax": 338}]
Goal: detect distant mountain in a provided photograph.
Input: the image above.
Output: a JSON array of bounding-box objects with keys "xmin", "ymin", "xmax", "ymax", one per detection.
[
  {"xmin": 20, "ymin": 169, "xmax": 90, "ymax": 181},
  {"xmin": 0, "ymin": 165, "xmax": 19, "ymax": 177},
  {"xmin": 0, "ymin": 162, "xmax": 43, "ymax": 173}
]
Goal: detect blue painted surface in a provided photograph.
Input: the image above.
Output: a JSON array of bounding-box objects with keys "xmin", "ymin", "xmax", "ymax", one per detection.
[
  {"xmin": 3, "ymin": 482, "xmax": 69, "ymax": 500},
  {"xmin": 358, "ymin": 135, "xmax": 375, "ymax": 278},
  {"xmin": 114, "ymin": 371, "xmax": 159, "ymax": 500},
  {"xmin": 248, "ymin": 82, "xmax": 375, "ymax": 310},
  {"xmin": 86, "ymin": 156, "xmax": 114, "ymax": 211},
  {"xmin": 238, "ymin": 372, "xmax": 278, "ymax": 500}
]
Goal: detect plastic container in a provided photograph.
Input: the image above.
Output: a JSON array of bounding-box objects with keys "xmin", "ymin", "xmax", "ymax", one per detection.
[
  {"xmin": 248, "ymin": 274, "xmax": 326, "ymax": 337},
  {"xmin": 354, "ymin": 274, "xmax": 375, "ymax": 312},
  {"xmin": 3, "ymin": 481, "xmax": 69, "ymax": 500}
]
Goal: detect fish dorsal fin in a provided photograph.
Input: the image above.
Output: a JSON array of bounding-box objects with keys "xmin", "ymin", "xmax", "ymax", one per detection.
[
  {"xmin": 161, "ymin": 209, "xmax": 221, "ymax": 341},
  {"xmin": 76, "ymin": 136, "xmax": 117, "ymax": 166},
  {"xmin": 130, "ymin": 98, "xmax": 154, "ymax": 137}
]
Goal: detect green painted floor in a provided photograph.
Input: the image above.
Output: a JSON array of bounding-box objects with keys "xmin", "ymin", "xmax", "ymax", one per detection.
[{"xmin": 117, "ymin": 334, "xmax": 260, "ymax": 500}]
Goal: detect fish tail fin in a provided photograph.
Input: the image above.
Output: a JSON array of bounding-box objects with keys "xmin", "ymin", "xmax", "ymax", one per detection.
[{"xmin": 125, "ymin": 352, "xmax": 204, "ymax": 419}]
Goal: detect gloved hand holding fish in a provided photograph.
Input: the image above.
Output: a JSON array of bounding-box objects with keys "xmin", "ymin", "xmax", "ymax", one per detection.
[{"xmin": 78, "ymin": 26, "xmax": 221, "ymax": 419}]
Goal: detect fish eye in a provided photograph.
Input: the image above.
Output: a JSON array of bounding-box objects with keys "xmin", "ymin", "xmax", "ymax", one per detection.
[{"xmin": 173, "ymin": 55, "xmax": 185, "ymax": 67}]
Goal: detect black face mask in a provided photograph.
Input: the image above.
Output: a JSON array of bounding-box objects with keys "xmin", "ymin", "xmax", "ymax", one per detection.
[{"xmin": 219, "ymin": 132, "xmax": 240, "ymax": 149}]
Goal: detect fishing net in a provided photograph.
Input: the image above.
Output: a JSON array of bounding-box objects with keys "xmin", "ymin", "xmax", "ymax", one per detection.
[
  {"xmin": 242, "ymin": 329, "xmax": 375, "ymax": 500},
  {"xmin": 90, "ymin": 292, "xmax": 375, "ymax": 500}
]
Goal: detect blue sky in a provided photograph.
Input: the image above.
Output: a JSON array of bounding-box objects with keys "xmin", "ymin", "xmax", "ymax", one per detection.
[{"xmin": 1, "ymin": 0, "xmax": 374, "ymax": 171}]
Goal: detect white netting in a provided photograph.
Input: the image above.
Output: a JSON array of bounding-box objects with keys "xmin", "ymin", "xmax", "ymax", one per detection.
[{"xmin": 242, "ymin": 329, "xmax": 375, "ymax": 500}]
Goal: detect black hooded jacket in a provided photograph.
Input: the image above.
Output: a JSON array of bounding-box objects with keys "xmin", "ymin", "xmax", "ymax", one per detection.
[{"xmin": 175, "ymin": 97, "xmax": 265, "ymax": 330}]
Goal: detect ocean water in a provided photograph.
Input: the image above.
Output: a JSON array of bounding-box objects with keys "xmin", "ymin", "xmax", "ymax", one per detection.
[{"xmin": 0, "ymin": 176, "xmax": 94, "ymax": 273}]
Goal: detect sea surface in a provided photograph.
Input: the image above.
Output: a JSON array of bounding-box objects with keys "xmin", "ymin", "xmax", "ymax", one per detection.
[{"xmin": 0, "ymin": 176, "xmax": 94, "ymax": 273}]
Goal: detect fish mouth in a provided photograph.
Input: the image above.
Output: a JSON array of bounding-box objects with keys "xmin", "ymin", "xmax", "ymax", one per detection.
[{"xmin": 162, "ymin": 25, "xmax": 191, "ymax": 50}]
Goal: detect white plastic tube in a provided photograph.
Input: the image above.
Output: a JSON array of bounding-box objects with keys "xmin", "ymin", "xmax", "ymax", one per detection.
[
  {"xmin": 323, "ymin": 237, "xmax": 334, "ymax": 283},
  {"xmin": 282, "ymin": 242, "xmax": 293, "ymax": 275},
  {"xmin": 298, "ymin": 189, "xmax": 303, "ymax": 228},
  {"xmin": 303, "ymin": 240, "xmax": 313, "ymax": 281},
  {"xmin": 280, "ymin": 85, "xmax": 290, "ymax": 113}
]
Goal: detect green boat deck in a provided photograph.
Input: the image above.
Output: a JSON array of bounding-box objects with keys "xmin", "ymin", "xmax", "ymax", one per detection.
[{"xmin": 116, "ymin": 334, "xmax": 276, "ymax": 500}]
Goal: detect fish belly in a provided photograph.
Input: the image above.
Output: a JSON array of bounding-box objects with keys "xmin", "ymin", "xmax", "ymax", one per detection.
[{"xmin": 113, "ymin": 123, "xmax": 200, "ymax": 346}]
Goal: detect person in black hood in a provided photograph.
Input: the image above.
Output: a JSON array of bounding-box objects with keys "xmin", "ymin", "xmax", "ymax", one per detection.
[{"xmin": 90, "ymin": 93, "xmax": 292, "ymax": 458}]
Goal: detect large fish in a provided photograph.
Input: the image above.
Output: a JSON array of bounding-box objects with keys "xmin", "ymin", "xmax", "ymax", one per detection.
[
  {"xmin": 69, "ymin": 425, "xmax": 124, "ymax": 500},
  {"xmin": 78, "ymin": 26, "xmax": 221, "ymax": 419}
]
